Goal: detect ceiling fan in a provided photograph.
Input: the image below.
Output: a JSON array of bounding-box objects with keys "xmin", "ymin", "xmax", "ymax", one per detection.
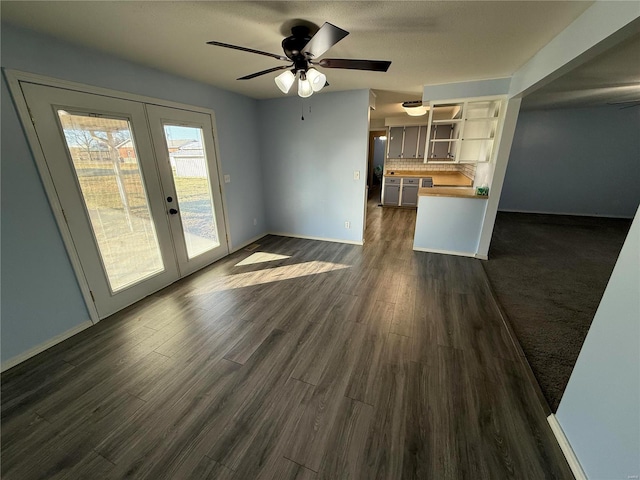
[{"xmin": 207, "ymin": 22, "xmax": 391, "ymax": 98}]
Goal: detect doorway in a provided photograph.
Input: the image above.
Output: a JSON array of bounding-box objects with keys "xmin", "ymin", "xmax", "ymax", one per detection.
[
  {"xmin": 20, "ymin": 82, "xmax": 229, "ymax": 319},
  {"xmin": 367, "ymin": 129, "xmax": 387, "ymax": 205}
]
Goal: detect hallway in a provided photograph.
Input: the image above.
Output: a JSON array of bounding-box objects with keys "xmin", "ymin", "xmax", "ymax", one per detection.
[{"xmin": 1, "ymin": 197, "xmax": 573, "ymax": 479}]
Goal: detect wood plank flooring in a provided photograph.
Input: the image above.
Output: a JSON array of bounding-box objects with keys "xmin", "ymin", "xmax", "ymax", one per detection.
[{"xmin": 1, "ymin": 195, "xmax": 574, "ymax": 479}]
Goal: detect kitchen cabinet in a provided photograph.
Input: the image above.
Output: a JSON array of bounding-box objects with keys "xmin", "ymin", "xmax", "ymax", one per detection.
[
  {"xmin": 403, "ymin": 126, "xmax": 420, "ymax": 158},
  {"xmin": 401, "ymin": 184, "xmax": 419, "ymax": 206},
  {"xmin": 383, "ymin": 177, "xmax": 420, "ymax": 207},
  {"xmin": 386, "ymin": 125, "xmax": 427, "ymax": 158},
  {"xmin": 383, "ymin": 181, "xmax": 400, "ymax": 205},
  {"xmin": 387, "ymin": 127, "xmax": 404, "ymax": 158}
]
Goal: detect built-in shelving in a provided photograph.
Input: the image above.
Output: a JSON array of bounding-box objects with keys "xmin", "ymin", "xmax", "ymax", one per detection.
[{"xmin": 423, "ymin": 97, "xmax": 506, "ymax": 164}]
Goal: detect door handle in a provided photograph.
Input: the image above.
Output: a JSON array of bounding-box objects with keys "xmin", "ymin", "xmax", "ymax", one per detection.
[{"xmin": 169, "ymin": 208, "xmax": 178, "ymax": 215}]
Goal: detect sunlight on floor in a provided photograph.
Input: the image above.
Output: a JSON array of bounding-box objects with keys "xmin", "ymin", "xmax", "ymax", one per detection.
[
  {"xmin": 234, "ymin": 251, "xmax": 291, "ymax": 267},
  {"xmin": 187, "ymin": 260, "xmax": 350, "ymax": 295}
]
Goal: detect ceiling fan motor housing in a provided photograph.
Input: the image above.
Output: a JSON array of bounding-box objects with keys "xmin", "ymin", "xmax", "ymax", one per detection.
[{"xmin": 282, "ymin": 26, "xmax": 312, "ymax": 71}]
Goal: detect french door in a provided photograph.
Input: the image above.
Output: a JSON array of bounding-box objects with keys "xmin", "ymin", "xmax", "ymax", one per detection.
[{"xmin": 21, "ymin": 82, "xmax": 229, "ymax": 318}]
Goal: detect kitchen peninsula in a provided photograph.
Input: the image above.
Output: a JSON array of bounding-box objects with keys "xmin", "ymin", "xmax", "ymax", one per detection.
[
  {"xmin": 413, "ymin": 186, "xmax": 489, "ymax": 257},
  {"xmin": 381, "ymin": 91, "xmax": 509, "ymax": 258}
]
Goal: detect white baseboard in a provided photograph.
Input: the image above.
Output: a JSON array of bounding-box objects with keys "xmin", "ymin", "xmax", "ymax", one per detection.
[
  {"xmin": 269, "ymin": 232, "xmax": 364, "ymax": 246},
  {"xmin": 547, "ymin": 414, "xmax": 588, "ymax": 480},
  {"xmin": 230, "ymin": 233, "xmax": 269, "ymax": 253},
  {"xmin": 412, "ymin": 246, "xmax": 477, "ymax": 258},
  {"xmin": 1, "ymin": 320, "xmax": 94, "ymax": 372},
  {"xmin": 498, "ymin": 208, "xmax": 634, "ymax": 220}
]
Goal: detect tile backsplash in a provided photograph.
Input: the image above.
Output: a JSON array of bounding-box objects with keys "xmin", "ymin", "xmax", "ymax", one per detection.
[{"xmin": 385, "ymin": 158, "xmax": 476, "ymax": 180}]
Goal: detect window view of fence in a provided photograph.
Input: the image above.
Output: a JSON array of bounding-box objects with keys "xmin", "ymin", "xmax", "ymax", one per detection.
[
  {"xmin": 58, "ymin": 111, "xmax": 164, "ymax": 292},
  {"xmin": 164, "ymin": 125, "xmax": 220, "ymax": 259}
]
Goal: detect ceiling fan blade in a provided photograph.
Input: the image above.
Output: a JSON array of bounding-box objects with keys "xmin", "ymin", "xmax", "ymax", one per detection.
[
  {"xmin": 206, "ymin": 40, "xmax": 289, "ymax": 62},
  {"xmin": 237, "ymin": 65, "xmax": 292, "ymax": 80},
  {"xmin": 317, "ymin": 58, "xmax": 391, "ymax": 72},
  {"xmin": 302, "ymin": 22, "xmax": 349, "ymax": 58}
]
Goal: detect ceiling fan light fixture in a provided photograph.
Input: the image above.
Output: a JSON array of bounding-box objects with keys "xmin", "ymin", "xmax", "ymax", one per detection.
[
  {"xmin": 402, "ymin": 101, "xmax": 427, "ymax": 116},
  {"xmin": 275, "ymin": 70, "xmax": 296, "ymax": 94},
  {"xmin": 306, "ymin": 68, "xmax": 327, "ymax": 92},
  {"xmin": 298, "ymin": 72, "xmax": 313, "ymax": 98}
]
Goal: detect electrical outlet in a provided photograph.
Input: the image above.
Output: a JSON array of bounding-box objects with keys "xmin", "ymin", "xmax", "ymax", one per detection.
[
  {"xmin": 345, "ymin": 221, "xmax": 350, "ymax": 229},
  {"xmin": 253, "ymin": 218, "xmax": 257, "ymax": 226},
  {"xmin": 353, "ymin": 170, "xmax": 360, "ymax": 180},
  {"xmin": 224, "ymin": 174, "xmax": 231, "ymax": 183}
]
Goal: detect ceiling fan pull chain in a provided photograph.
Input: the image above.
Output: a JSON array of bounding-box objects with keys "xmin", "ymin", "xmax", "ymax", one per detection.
[{"xmin": 301, "ymin": 100, "xmax": 305, "ymax": 121}]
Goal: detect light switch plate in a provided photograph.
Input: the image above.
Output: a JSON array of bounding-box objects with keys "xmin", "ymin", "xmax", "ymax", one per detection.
[
  {"xmin": 224, "ymin": 175, "xmax": 231, "ymax": 183},
  {"xmin": 353, "ymin": 171, "xmax": 360, "ymax": 180}
]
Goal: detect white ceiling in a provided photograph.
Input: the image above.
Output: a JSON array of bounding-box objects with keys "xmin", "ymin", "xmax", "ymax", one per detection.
[
  {"xmin": 522, "ymin": 32, "xmax": 640, "ymax": 110},
  {"xmin": 2, "ymin": 1, "xmax": 595, "ymax": 117}
]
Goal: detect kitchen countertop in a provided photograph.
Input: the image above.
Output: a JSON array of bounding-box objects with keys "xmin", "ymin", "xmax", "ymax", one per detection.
[
  {"xmin": 418, "ymin": 187, "xmax": 489, "ymax": 199},
  {"xmin": 384, "ymin": 170, "xmax": 473, "ymax": 187}
]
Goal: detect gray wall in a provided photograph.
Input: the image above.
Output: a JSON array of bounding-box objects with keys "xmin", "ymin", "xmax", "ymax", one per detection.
[
  {"xmin": 1, "ymin": 24, "xmax": 266, "ymax": 363},
  {"xmin": 258, "ymin": 90, "xmax": 369, "ymax": 243},
  {"xmin": 499, "ymin": 105, "xmax": 640, "ymax": 218},
  {"xmin": 556, "ymin": 206, "xmax": 639, "ymax": 479}
]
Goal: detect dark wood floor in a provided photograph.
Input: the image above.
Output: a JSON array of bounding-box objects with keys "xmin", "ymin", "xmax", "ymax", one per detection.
[{"xmin": 1, "ymin": 195, "xmax": 574, "ymax": 479}]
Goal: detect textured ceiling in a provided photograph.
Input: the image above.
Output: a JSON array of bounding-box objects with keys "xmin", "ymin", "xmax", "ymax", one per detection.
[
  {"xmin": 523, "ymin": 32, "xmax": 640, "ymax": 110},
  {"xmin": 2, "ymin": 1, "xmax": 594, "ymax": 114}
]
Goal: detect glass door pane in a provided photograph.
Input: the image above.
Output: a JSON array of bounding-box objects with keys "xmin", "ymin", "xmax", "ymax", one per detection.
[
  {"xmin": 146, "ymin": 104, "xmax": 229, "ymax": 277},
  {"xmin": 57, "ymin": 112, "xmax": 164, "ymax": 292},
  {"xmin": 162, "ymin": 125, "xmax": 220, "ymax": 259}
]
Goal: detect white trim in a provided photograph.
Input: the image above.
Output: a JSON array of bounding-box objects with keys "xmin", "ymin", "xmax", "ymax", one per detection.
[
  {"xmin": 547, "ymin": 414, "xmax": 588, "ymax": 480},
  {"xmin": 476, "ymin": 97, "xmax": 522, "ymax": 258},
  {"xmin": 1, "ymin": 320, "xmax": 94, "ymax": 372},
  {"xmin": 270, "ymin": 232, "xmax": 364, "ymax": 246},
  {"xmin": 412, "ymin": 246, "xmax": 477, "ymax": 258},
  {"xmin": 207, "ymin": 115, "xmax": 233, "ymax": 253},
  {"xmin": 3, "ymin": 70, "xmax": 101, "ymax": 323},
  {"xmin": 475, "ymin": 253, "xmax": 488, "ymax": 260},
  {"xmin": 230, "ymin": 233, "xmax": 269, "ymax": 253},
  {"xmin": 4, "ymin": 69, "xmax": 217, "ymax": 115},
  {"xmin": 498, "ymin": 208, "xmax": 635, "ymax": 220}
]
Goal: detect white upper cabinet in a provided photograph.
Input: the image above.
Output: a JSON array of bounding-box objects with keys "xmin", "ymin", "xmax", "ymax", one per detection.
[{"xmin": 424, "ymin": 97, "xmax": 505, "ymax": 164}]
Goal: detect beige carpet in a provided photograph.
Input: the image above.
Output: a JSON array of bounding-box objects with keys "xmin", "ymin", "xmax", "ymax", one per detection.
[{"xmin": 482, "ymin": 212, "xmax": 632, "ymax": 411}]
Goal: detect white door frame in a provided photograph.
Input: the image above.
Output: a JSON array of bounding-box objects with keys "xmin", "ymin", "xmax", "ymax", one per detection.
[{"xmin": 4, "ymin": 69, "xmax": 232, "ymax": 323}]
